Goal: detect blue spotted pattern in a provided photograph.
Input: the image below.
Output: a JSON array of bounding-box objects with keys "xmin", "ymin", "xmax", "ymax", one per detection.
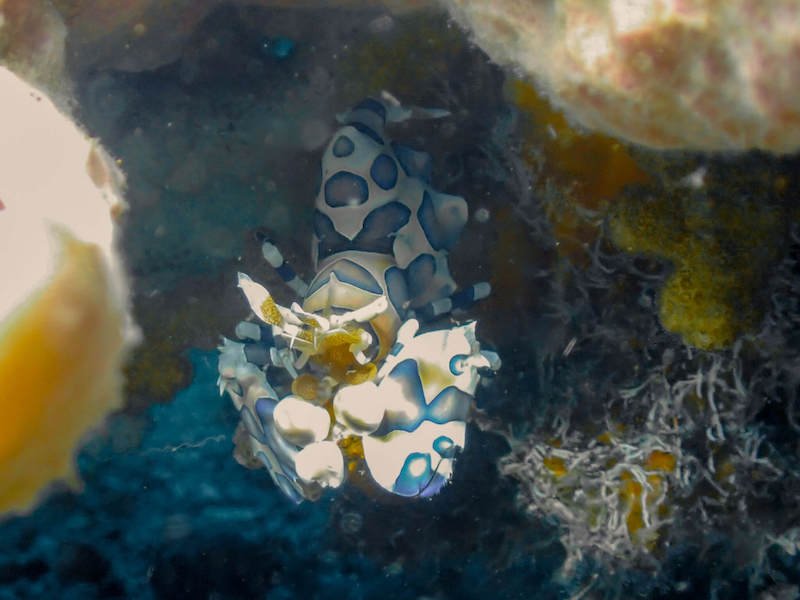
[
  {"xmin": 370, "ymin": 154, "xmax": 398, "ymax": 190},
  {"xmin": 248, "ymin": 400, "xmax": 305, "ymax": 503},
  {"xmin": 353, "ymin": 98, "xmax": 387, "ymax": 122},
  {"xmin": 393, "ymin": 453, "xmax": 448, "ymax": 498},
  {"xmin": 418, "ymin": 191, "xmax": 461, "ymax": 251},
  {"xmin": 307, "ymin": 259, "xmax": 384, "ymax": 296},
  {"xmin": 373, "ymin": 359, "xmax": 472, "ymax": 437},
  {"xmin": 433, "ymin": 435, "xmax": 457, "ymax": 458},
  {"xmin": 219, "ymin": 97, "xmax": 497, "ymax": 504},
  {"xmin": 314, "ymin": 202, "xmax": 411, "ymax": 259},
  {"xmin": 384, "ymin": 266, "xmax": 409, "ymax": 316},
  {"xmin": 405, "ymin": 253, "xmax": 436, "ymax": 300},
  {"xmin": 324, "ymin": 171, "xmax": 369, "ymax": 207},
  {"xmin": 347, "ymin": 122, "xmax": 384, "ymax": 146},
  {"xmin": 391, "ymin": 141, "xmax": 432, "ymax": 183},
  {"xmin": 332, "ymin": 135, "xmax": 355, "ymax": 157}
]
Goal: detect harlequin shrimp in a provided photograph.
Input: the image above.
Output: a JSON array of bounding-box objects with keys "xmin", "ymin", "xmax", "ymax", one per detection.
[{"xmin": 218, "ymin": 97, "xmax": 500, "ymax": 503}]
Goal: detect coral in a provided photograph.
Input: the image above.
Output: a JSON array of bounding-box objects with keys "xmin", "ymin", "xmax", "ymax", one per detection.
[
  {"xmin": 508, "ymin": 78, "xmax": 650, "ymax": 265},
  {"xmin": 0, "ymin": 67, "xmax": 131, "ymax": 517},
  {"xmin": 0, "ymin": 235, "xmax": 126, "ymax": 517},
  {"xmin": 504, "ymin": 432, "xmax": 680, "ymax": 564},
  {"xmin": 490, "ymin": 172, "xmax": 800, "ymax": 589},
  {"xmin": 445, "ymin": 0, "xmax": 800, "ymax": 153},
  {"xmin": 497, "ymin": 239, "xmax": 800, "ymax": 590},
  {"xmin": 609, "ymin": 175, "xmax": 791, "ymax": 349}
]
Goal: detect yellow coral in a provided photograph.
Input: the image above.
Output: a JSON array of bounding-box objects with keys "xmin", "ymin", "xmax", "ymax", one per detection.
[
  {"xmin": 645, "ymin": 450, "xmax": 676, "ymax": 473},
  {"xmin": 509, "ymin": 79, "xmax": 650, "ymax": 265},
  {"xmin": 619, "ymin": 468, "xmax": 670, "ymax": 547},
  {"xmin": 0, "ymin": 66, "xmax": 131, "ymax": 517},
  {"xmin": 610, "ymin": 188, "xmax": 789, "ymax": 350},
  {"xmin": 619, "ymin": 471, "xmax": 646, "ymax": 538},
  {"xmin": 0, "ymin": 235, "xmax": 126, "ymax": 515},
  {"xmin": 543, "ymin": 455, "xmax": 568, "ymax": 478}
]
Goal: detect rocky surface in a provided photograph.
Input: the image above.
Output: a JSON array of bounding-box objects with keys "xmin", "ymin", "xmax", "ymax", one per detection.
[{"xmin": 446, "ymin": 0, "xmax": 800, "ymax": 153}]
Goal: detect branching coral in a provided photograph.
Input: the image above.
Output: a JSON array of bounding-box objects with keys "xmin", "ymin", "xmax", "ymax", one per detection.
[
  {"xmin": 501, "ymin": 427, "xmax": 681, "ymax": 570},
  {"xmin": 485, "ymin": 146, "xmax": 800, "ymax": 588}
]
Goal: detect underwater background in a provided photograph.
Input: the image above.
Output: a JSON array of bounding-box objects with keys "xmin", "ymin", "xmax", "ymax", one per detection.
[{"xmin": 2, "ymin": 3, "xmax": 800, "ymax": 599}]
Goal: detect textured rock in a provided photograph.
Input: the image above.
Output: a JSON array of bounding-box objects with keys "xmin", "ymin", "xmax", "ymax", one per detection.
[{"xmin": 446, "ymin": 0, "xmax": 800, "ymax": 153}]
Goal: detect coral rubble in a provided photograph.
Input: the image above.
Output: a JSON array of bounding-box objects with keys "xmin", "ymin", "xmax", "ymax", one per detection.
[{"xmin": 493, "ymin": 191, "xmax": 800, "ymax": 589}]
